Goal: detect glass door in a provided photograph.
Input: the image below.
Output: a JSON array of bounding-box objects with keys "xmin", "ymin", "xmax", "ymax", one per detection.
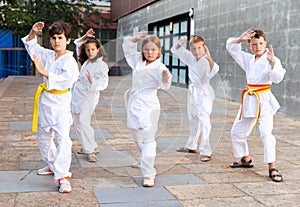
[{"xmin": 149, "ymin": 13, "xmax": 190, "ymax": 87}]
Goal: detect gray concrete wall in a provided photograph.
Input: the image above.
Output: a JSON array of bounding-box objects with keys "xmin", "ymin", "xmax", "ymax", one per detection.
[{"xmin": 116, "ymin": 0, "xmax": 300, "ymax": 119}]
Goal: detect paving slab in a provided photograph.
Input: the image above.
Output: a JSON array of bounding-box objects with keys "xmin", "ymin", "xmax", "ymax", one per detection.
[
  {"xmin": 132, "ymin": 173, "xmax": 205, "ymax": 187},
  {"xmin": 198, "ymin": 170, "xmax": 266, "ymax": 183},
  {"xmin": 9, "ymin": 122, "xmax": 114, "ymax": 139},
  {"xmin": 256, "ymin": 193, "xmax": 300, "ymax": 206},
  {"xmin": 100, "ymin": 200, "xmax": 183, "ymax": 207},
  {"xmin": 234, "ymin": 180, "xmax": 300, "ymax": 196},
  {"xmin": 9, "ymin": 121, "xmax": 31, "ymax": 131},
  {"xmin": 76, "ymin": 150, "xmax": 137, "ymax": 168},
  {"xmin": 78, "ymin": 177, "xmax": 138, "ymax": 189},
  {"xmin": 182, "ymin": 164, "xmax": 228, "ymax": 173},
  {"xmin": 94, "ymin": 187, "xmax": 183, "ymax": 207},
  {"xmin": 70, "ymin": 127, "xmax": 113, "ymax": 139},
  {"xmin": 162, "ymin": 113, "xmax": 188, "ymax": 120},
  {"xmin": 0, "ymin": 171, "xmax": 56, "ymax": 193},
  {"xmin": 181, "ymin": 196, "xmax": 266, "ymax": 207},
  {"xmin": 110, "ymin": 107, "xmax": 127, "ymax": 114},
  {"xmin": 156, "ymin": 137, "xmax": 186, "ymax": 150},
  {"xmin": 0, "ymin": 171, "xmax": 30, "ymax": 182}
]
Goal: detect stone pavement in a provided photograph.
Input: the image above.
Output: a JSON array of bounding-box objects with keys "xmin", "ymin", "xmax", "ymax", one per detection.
[{"xmin": 0, "ymin": 75, "xmax": 300, "ymax": 207}]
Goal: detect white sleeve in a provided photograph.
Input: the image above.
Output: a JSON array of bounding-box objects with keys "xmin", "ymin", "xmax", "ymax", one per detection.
[
  {"xmin": 74, "ymin": 38, "xmax": 84, "ymax": 56},
  {"xmin": 171, "ymin": 45, "xmax": 194, "ymax": 66},
  {"xmin": 47, "ymin": 57, "xmax": 79, "ymax": 90},
  {"xmin": 267, "ymin": 57, "xmax": 286, "ymax": 84},
  {"xmin": 89, "ymin": 61, "xmax": 109, "ymax": 92},
  {"xmin": 21, "ymin": 35, "xmax": 51, "ymax": 63},
  {"xmin": 206, "ymin": 61, "xmax": 219, "ymax": 79},
  {"xmin": 226, "ymin": 37, "xmax": 251, "ymax": 72},
  {"xmin": 122, "ymin": 36, "xmax": 141, "ymax": 70}
]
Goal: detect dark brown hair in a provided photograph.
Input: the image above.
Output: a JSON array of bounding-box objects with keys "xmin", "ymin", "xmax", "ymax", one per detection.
[
  {"xmin": 48, "ymin": 21, "xmax": 72, "ymax": 39},
  {"xmin": 78, "ymin": 37, "xmax": 106, "ymax": 65}
]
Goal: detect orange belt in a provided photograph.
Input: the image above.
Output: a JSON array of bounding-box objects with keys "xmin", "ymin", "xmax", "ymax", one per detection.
[
  {"xmin": 239, "ymin": 83, "xmax": 271, "ymax": 139},
  {"xmin": 32, "ymin": 83, "xmax": 69, "ymax": 132}
]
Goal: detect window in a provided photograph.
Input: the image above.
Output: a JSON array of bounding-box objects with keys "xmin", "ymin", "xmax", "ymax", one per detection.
[{"xmin": 149, "ymin": 13, "xmax": 190, "ymax": 87}]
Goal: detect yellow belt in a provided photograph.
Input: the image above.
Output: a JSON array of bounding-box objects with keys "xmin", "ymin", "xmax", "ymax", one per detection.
[
  {"xmin": 239, "ymin": 83, "xmax": 271, "ymax": 139},
  {"xmin": 32, "ymin": 83, "xmax": 69, "ymax": 132}
]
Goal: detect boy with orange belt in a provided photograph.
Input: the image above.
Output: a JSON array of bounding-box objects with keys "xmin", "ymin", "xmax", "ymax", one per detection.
[{"xmin": 226, "ymin": 29, "xmax": 286, "ymax": 182}]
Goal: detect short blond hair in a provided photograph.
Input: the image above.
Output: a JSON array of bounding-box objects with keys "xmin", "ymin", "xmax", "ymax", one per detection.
[{"xmin": 189, "ymin": 35, "xmax": 205, "ymax": 46}]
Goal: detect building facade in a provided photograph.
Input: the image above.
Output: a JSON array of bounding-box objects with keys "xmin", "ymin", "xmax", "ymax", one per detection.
[{"xmin": 111, "ymin": 0, "xmax": 300, "ymax": 119}]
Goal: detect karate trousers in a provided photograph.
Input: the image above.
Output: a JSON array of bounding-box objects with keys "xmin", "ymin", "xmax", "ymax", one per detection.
[
  {"xmin": 36, "ymin": 123, "xmax": 72, "ymax": 180},
  {"xmin": 185, "ymin": 112, "xmax": 212, "ymax": 156},
  {"xmin": 130, "ymin": 110, "xmax": 160, "ymax": 178},
  {"xmin": 72, "ymin": 101, "xmax": 98, "ymax": 154},
  {"xmin": 231, "ymin": 113, "xmax": 276, "ymax": 163}
]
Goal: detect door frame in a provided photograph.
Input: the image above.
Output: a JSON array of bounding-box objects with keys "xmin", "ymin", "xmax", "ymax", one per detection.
[{"xmin": 148, "ymin": 13, "xmax": 190, "ymax": 87}]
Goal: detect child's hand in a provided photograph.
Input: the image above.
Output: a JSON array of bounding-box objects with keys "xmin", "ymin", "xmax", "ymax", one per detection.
[
  {"xmin": 33, "ymin": 55, "xmax": 48, "ymax": 77},
  {"xmin": 136, "ymin": 30, "xmax": 147, "ymax": 40},
  {"xmin": 86, "ymin": 70, "xmax": 93, "ymax": 83},
  {"xmin": 204, "ymin": 45, "xmax": 215, "ymax": 70},
  {"xmin": 162, "ymin": 70, "xmax": 169, "ymax": 83},
  {"xmin": 131, "ymin": 30, "xmax": 147, "ymax": 43},
  {"xmin": 267, "ymin": 45, "xmax": 275, "ymax": 69},
  {"xmin": 32, "ymin": 22, "xmax": 44, "ymax": 33},
  {"xmin": 85, "ymin": 28, "xmax": 95, "ymax": 38},
  {"xmin": 204, "ymin": 45, "xmax": 211, "ymax": 58},
  {"xmin": 177, "ymin": 36, "xmax": 188, "ymax": 48},
  {"xmin": 238, "ymin": 29, "xmax": 255, "ymax": 42}
]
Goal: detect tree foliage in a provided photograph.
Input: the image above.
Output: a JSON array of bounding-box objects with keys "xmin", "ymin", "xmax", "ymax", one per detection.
[
  {"xmin": 0, "ymin": 0, "xmax": 33, "ymax": 34},
  {"xmin": 0, "ymin": 0, "xmax": 109, "ymax": 36}
]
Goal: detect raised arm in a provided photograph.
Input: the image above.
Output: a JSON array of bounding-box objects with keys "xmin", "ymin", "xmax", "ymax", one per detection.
[
  {"xmin": 204, "ymin": 45, "xmax": 215, "ymax": 70},
  {"xmin": 170, "ymin": 36, "xmax": 194, "ymax": 66},
  {"xmin": 228, "ymin": 29, "xmax": 256, "ymax": 44},
  {"xmin": 28, "ymin": 21, "xmax": 44, "ymax": 41},
  {"xmin": 267, "ymin": 45, "xmax": 275, "ymax": 69},
  {"xmin": 226, "ymin": 30, "xmax": 254, "ymax": 72},
  {"xmin": 130, "ymin": 30, "xmax": 147, "ymax": 43},
  {"xmin": 175, "ymin": 36, "xmax": 188, "ymax": 49},
  {"xmin": 76, "ymin": 28, "xmax": 95, "ymax": 43},
  {"xmin": 122, "ymin": 30, "xmax": 147, "ymax": 70}
]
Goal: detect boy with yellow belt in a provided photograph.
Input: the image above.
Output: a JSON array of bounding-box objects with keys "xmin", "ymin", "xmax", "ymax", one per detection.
[{"xmin": 22, "ymin": 21, "xmax": 79, "ymax": 192}]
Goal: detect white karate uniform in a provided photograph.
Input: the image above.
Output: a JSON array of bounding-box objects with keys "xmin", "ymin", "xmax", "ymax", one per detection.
[
  {"xmin": 123, "ymin": 36, "xmax": 172, "ymax": 178},
  {"xmin": 226, "ymin": 37, "xmax": 286, "ymax": 163},
  {"xmin": 71, "ymin": 39, "xmax": 109, "ymax": 154},
  {"xmin": 22, "ymin": 35, "xmax": 79, "ymax": 180},
  {"xmin": 171, "ymin": 45, "xmax": 219, "ymax": 156}
]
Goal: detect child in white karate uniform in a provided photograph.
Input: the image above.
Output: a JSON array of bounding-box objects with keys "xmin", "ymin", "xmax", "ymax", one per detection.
[
  {"xmin": 171, "ymin": 35, "xmax": 219, "ymax": 162},
  {"xmin": 22, "ymin": 21, "xmax": 79, "ymax": 193},
  {"xmin": 226, "ymin": 29, "xmax": 286, "ymax": 182},
  {"xmin": 71, "ymin": 28, "xmax": 109, "ymax": 162},
  {"xmin": 122, "ymin": 30, "xmax": 172, "ymax": 187}
]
